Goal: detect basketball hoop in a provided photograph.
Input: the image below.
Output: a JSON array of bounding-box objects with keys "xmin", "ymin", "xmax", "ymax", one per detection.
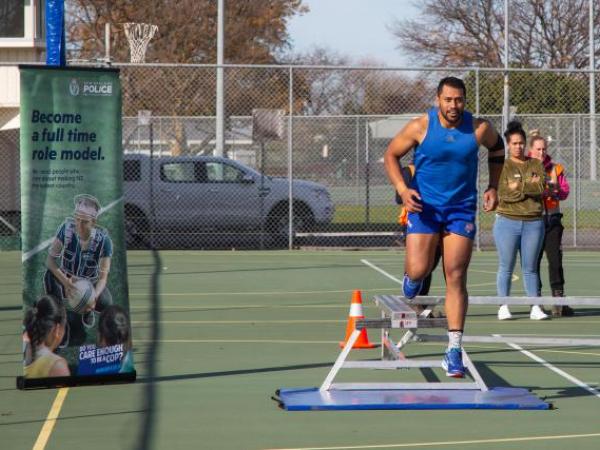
[{"xmin": 124, "ymin": 23, "xmax": 158, "ymax": 63}]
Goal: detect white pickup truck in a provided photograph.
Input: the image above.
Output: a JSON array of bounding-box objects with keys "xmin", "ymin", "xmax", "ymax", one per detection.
[{"xmin": 123, "ymin": 154, "xmax": 334, "ymax": 246}]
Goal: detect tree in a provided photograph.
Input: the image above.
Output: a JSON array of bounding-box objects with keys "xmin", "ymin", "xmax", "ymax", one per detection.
[
  {"xmin": 283, "ymin": 47, "xmax": 432, "ymax": 116},
  {"xmin": 67, "ymin": 0, "xmax": 307, "ymax": 64},
  {"xmin": 66, "ymin": 0, "xmax": 308, "ymax": 155},
  {"xmin": 463, "ymin": 70, "xmax": 590, "ymax": 114},
  {"xmin": 391, "ymin": 0, "xmax": 600, "ymax": 69},
  {"xmin": 282, "ymin": 46, "xmax": 352, "ymax": 115}
]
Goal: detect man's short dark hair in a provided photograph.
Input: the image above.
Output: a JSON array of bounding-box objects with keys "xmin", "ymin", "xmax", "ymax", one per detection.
[{"xmin": 437, "ymin": 77, "xmax": 467, "ymax": 98}]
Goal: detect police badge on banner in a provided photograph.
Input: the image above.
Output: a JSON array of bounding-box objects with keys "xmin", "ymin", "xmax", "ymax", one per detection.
[{"xmin": 18, "ymin": 66, "xmax": 135, "ymax": 388}]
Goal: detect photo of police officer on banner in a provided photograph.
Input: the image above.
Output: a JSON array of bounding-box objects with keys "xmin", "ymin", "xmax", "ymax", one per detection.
[{"xmin": 44, "ymin": 194, "xmax": 114, "ymax": 347}]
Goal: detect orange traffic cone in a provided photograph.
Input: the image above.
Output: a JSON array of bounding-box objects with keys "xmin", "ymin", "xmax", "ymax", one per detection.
[{"xmin": 339, "ymin": 290, "xmax": 376, "ymax": 349}]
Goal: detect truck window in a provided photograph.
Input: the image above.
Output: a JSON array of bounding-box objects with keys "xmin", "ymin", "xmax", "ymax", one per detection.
[
  {"xmin": 205, "ymin": 162, "xmax": 244, "ymax": 182},
  {"xmin": 123, "ymin": 160, "xmax": 142, "ymax": 181},
  {"xmin": 161, "ymin": 162, "xmax": 197, "ymax": 183}
]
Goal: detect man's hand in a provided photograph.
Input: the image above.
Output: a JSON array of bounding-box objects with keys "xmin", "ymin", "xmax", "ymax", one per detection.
[
  {"xmin": 399, "ymin": 188, "xmax": 423, "ymax": 212},
  {"xmin": 483, "ymin": 187, "xmax": 498, "ymax": 212}
]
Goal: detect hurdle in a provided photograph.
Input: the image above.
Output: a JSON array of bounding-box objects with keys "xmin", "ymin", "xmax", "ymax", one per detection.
[{"xmin": 276, "ymin": 295, "xmax": 600, "ymax": 410}]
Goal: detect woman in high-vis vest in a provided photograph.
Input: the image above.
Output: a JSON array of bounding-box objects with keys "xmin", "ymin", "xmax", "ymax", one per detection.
[{"xmin": 528, "ymin": 133, "xmax": 573, "ymax": 317}]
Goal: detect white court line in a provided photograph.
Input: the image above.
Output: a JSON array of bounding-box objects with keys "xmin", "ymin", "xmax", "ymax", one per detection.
[
  {"xmin": 132, "ymin": 319, "xmax": 345, "ymax": 325},
  {"xmin": 128, "ymin": 288, "xmax": 397, "ymax": 297},
  {"xmin": 154, "ymin": 250, "xmax": 407, "ymax": 256},
  {"xmin": 128, "ymin": 285, "xmax": 513, "ymax": 298},
  {"xmin": 494, "ymin": 334, "xmax": 600, "ymax": 399},
  {"xmin": 137, "ymin": 339, "xmax": 339, "ymax": 344},
  {"xmin": 361, "ymin": 259, "xmax": 403, "ymax": 284},
  {"xmin": 32, "ymin": 388, "xmax": 69, "ymax": 450},
  {"xmin": 535, "ymin": 349, "xmax": 600, "ymax": 358},
  {"xmin": 133, "ymin": 339, "xmax": 598, "ymax": 355},
  {"xmin": 22, "ymin": 197, "xmax": 123, "ymax": 262},
  {"xmin": 264, "ymin": 432, "xmax": 600, "ymax": 450},
  {"xmin": 129, "ymin": 304, "xmax": 348, "ymax": 310},
  {"xmin": 129, "ymin": 317, "xmax": 599, "ymax": 325},
  {"xmin": 360, "ymin": 259, "xmax": 518, "ymax": 286},
  {"xmin": 502, "ymin": 333, "xmax": 600, "ymax": 337}
]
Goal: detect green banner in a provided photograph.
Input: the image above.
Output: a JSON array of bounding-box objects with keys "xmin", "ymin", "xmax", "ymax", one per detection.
[{"xmin": 19, "ymin": 66, "xmax": 134, "ymax": 384}]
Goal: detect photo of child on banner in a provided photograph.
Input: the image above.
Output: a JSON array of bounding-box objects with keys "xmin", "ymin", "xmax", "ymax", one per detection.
[
  {"xmin": 77, "ymin": 304, "xmax": 133, "ymax": 376},
  {"xmin": 23, "ymin": 295, "xmax": 70, "ymax": 379}
]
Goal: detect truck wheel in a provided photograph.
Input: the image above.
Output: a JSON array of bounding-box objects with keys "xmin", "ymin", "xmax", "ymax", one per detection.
[{"xmin": 267, "ymin": 202, "xmax": 314, "ymax": 247}]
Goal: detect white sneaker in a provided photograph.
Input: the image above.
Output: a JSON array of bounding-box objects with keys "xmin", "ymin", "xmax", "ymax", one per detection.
[
  {"xmin": 530, "ymin": 305, "xmax": 549, "ymax": 320},
  {"xmin": 498, "ymin": 305, "xmax": 513, "ymax": 320}
]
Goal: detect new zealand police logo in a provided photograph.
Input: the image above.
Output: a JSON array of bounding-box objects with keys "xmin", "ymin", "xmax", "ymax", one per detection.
[{"xmin": 69, "ymin": 79, "xmax": 80, "ymax": 96}]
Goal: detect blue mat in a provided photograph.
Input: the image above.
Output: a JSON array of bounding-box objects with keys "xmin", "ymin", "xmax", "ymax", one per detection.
[{"xmin": 276, "ymin": 387, "xmax": 551, "ymax": 410}]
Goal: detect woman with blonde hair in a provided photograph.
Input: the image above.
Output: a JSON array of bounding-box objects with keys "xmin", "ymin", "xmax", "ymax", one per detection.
[{"xmin": 528, "ymin": 133, "xmax": 573, "ymax": 316}]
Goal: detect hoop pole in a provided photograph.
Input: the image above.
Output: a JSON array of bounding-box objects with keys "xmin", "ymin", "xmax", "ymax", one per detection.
[{"xmin": 105, "ymin": 23, "xmax": 110, "ymax": 62}]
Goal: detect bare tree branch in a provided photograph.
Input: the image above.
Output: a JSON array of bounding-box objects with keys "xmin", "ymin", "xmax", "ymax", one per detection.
[{"xmin": 391, "ymin": 0, "xmax": 600, "ymax": 68}]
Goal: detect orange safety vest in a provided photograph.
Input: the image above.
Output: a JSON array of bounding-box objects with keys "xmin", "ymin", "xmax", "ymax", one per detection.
[{"xmin": 543, "ymin": 163, "xmax": 564, "ymax": 212}]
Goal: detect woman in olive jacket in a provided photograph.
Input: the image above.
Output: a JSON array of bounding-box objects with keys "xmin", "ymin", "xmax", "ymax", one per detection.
[{"xmin": 494, "ymin": 121, "xmax": 547, "ymax": 321}]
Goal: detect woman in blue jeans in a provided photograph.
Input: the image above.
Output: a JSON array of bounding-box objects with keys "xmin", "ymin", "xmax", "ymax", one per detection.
[{"xmin": 493, "ymin": 121, "xmax": 547, "ymax": 320}]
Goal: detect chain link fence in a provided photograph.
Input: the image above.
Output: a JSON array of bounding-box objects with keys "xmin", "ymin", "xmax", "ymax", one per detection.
[{"xmin": 2, "ymin": 64, "xmax": 600, "ymax": 250}]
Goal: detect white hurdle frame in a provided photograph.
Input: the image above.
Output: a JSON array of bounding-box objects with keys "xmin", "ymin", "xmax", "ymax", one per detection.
[{"xmin": 319, "ymin": 295, "xmax": 600, "ymax": 394}]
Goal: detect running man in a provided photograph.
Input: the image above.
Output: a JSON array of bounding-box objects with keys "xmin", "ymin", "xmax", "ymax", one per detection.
[{"xmin": 383, "ymin": 77, "xmax": 504, "ymax": 378}]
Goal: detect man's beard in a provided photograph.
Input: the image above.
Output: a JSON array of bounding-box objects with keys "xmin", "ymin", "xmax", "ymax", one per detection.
[{"xmin": 440, "ymin": 108, "xmax": 463, "ymax": 125}]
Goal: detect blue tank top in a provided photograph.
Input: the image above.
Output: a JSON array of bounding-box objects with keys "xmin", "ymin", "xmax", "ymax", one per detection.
[{"xmin": 412, "ymin": 108, "xmax": 479, "ymax": 209}]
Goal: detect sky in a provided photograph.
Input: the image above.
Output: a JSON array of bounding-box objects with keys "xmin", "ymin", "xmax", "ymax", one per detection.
[{"xmin": 287, "ymin": 0, "xmax": 420, "ymax": 67}]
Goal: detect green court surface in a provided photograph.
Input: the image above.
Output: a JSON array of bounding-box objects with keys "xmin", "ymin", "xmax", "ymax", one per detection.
[{"xmin": 1, "ymin": 250, "xmax": 600, "ymax": 450}]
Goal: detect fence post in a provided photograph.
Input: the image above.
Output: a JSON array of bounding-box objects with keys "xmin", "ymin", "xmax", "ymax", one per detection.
[
  {"xmin": 573, "ymin": 117, "xmax": 579, "ymax": 247},
  {"xmin": 475, "ymin": 68, "xmax": 481, "ymax": 251},
  {"xmin": 356, "ymin": 117, "xmax": 361, "ymax": 205},
  {"xmin": 589, "ymin": 0, "xmax": 597, "ymax": 181},
  {"xmin": 288, "ymin": 66, "xmax": 294, "ymax": 250},
  {"xmin": 365, "ymin": 121, "xmax": 370, "ymax": 224}
]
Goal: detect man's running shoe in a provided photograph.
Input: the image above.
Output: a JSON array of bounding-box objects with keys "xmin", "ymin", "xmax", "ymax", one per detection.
[
  {"xmin": 442, "ymin": 348, "xmax": 465, "ymax": 378},
  {"xmin": 402, "ymin": 274, "xmax": 423, "ymax": 300}
]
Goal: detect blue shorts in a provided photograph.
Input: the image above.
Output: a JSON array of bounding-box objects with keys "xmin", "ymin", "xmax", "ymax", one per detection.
[{"xmin": 407, "ymin": 205, "xmax": 477, "ymax": 240}]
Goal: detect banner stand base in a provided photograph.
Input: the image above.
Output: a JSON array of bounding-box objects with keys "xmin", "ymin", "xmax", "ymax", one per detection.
[{"xmin": 16, "ymin": 371, "xmax": 136, "ymax": 390}]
